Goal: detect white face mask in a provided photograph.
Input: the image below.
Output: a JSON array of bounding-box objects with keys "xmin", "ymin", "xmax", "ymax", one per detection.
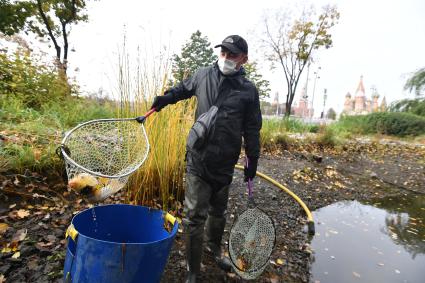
[{"xmin": 217, "ymin": 57, "xmax": 238, "ymax": 75}]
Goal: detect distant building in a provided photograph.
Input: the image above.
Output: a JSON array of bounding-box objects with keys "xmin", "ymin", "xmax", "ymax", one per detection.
[
  {"xmin": 293, "ymin": 87, "xmax": 314, "ymax": 118},
  {"xmin": 343, "ymin": 76, "xmax": 386, "ymax": 115},
  {"xmin": 267, "ymin": 91, "xmax": 285, "ymax": 115}
]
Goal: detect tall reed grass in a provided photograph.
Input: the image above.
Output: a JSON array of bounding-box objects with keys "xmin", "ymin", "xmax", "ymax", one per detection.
[{"xmin": 116, "ymin": 40, "xmax": 194, "ymax": 209}]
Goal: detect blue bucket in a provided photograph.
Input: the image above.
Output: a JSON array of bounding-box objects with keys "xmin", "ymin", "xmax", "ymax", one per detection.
[{"xmin": 63, "ymin": 204, "xmax": 178, "ymax": 283}]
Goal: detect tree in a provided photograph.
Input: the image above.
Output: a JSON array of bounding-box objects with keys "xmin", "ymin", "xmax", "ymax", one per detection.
[
  {"xmin": 389, "ymin": 98, "xmax": 425, "ymax": 117},
  {"xmin": 171, "ymin": 30, "xmax": 217, "ymax": 83},
  {"xmin": 326, "ymin": 107, "xmax": 336, "ymax": 120},
  {"xmin": 0, "ymin": 0, "xmax": 89, "ymax": 78},
  {"xmin": 261, "ymin": 5, "xmax": 339, "ymax": 116},
  {"xmin": 0, "ymin": 0, "xmax": 33, "ymax": 36},
  {"xmin": 243, "ymin": 61, "xmax": 271, "ymax": 99},
  {"xmin": 404, "ymin": 67, "xmax": 425, "ymax": 97}
]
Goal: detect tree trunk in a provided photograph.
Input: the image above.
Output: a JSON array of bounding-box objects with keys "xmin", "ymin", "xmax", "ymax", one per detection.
[
  {"xmin": 285, "ymin": 102, "xmax": 291, "ymax": 117},
  {"xmin": 284, "ymin": 88, "xmax": 295, "ymax": 117}
]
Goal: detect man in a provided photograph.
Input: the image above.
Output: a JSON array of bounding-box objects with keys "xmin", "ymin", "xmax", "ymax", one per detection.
[{"xmin": 151, "ymin": 35, "xmax": 262, "ymax": 282}]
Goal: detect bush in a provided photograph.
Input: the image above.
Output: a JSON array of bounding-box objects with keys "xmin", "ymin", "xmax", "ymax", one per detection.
[
  {"xmin": 0, "ymin": 49, "xmax": 71, "ymax": 109},
  {"xmin": 0, "ymin": 49, "xmax": 115, "ymax": 173},
  {"xmin": 336, "ymin": 112, "xmax": 425, "ymax": 137},
  {"xmin": 365, "ymin": 112, "xmax": 425, "ymax": 136},
  {"xmin": 389, "ymin": 98, "xmax": 425, "ymax": 117}
]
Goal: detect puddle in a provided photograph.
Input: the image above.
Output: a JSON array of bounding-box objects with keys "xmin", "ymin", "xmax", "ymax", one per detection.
[{"xmin": 310, "ymin": 194, "xmax": 425, "ymax": 283}]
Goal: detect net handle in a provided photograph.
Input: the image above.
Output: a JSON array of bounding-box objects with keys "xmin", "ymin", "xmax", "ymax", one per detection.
[
  {"xmin": 245, "ymin": 157, "xmax": 253, "ymax": 198},
  {"xmin": 135, "ymin": 108, "xmax": 156, "ymax": 124}
]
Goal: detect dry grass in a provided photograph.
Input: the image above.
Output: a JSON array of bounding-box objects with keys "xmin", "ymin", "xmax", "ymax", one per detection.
[{"xmin": 115, "ymin": 42, "xmax": 194, "ymax": 210}]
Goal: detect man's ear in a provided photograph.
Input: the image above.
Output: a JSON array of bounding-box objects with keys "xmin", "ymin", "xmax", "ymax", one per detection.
[{"xmin": 242, "ymin": 55, "xmax": 248, "ymax": 64}]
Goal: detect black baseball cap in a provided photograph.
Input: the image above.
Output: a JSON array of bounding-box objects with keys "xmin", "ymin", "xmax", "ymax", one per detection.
[{"xmin": 214, "ymin": 35, "xmax": 248, "ymax": 54}]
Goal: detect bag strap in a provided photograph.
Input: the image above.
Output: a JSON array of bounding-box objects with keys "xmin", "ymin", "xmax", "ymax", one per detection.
[
  {"xmin": 214, "ymin": 92, "xmax": 226, "ymax": 109},
  {"xmin": 213, "ymin": 77, "xmax": 227, "ymax": 108}
]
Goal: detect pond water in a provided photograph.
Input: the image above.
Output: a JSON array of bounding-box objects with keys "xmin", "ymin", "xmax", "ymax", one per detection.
[{"xmin": 310, "ymin": 194, "xmax": 425, "ymax": 283}]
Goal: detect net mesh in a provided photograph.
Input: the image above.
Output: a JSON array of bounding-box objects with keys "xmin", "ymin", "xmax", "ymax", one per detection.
[
  {"xmin": 229, "ymin": 207, "xmax": 275, "ymax": 280},
  {"xmin": 61, "ymin": 119, "xmax": 149, "ymax": 201}
]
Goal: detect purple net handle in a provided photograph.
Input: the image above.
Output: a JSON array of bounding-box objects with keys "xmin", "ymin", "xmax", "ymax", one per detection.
[{"xmin": 245, "ymin": 157, "xmax": 253, "ymax": 198}]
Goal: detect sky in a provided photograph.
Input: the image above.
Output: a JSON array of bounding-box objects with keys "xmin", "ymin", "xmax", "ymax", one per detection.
[{"xmin": 63, "ymin": 0, "xmax": 425, "ymax": 116}]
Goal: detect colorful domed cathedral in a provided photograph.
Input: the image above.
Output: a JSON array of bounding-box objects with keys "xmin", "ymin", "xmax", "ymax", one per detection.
[{"xmin": 343, "ymin": 76, "xmax": 386, "ymax": 115}]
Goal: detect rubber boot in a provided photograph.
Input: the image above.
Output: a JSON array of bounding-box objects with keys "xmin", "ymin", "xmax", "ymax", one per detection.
[
  {"xmin": 185, "ymin": 228, "xmax": 203, "ymax": 283},
  {"xmin": 184, "ymin": 272, "xmax": 198, "ymax": 283},
  {"xmin": 205, "ymin": 215, "xmax": 233, "ymax": 272}
]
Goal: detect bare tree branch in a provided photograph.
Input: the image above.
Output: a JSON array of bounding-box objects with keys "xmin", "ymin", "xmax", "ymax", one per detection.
[
  {"xmin": 36, "ymin": 0, "xmax": 61, "ymax": 60},
  {"xmin": 261, "ymin": 5, "xmax": 339, "ymax": 116}
]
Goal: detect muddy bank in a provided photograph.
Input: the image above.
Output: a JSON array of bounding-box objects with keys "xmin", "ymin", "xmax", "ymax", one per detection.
[{"xmin": 1, "ymin": 141, "xmax": 424, "ymax": 282}]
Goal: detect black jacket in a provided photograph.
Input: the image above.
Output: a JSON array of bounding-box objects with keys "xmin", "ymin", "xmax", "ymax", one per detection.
[{"xmin": 168, "ymin": 63, "xmax": 262, "ymax": 185}]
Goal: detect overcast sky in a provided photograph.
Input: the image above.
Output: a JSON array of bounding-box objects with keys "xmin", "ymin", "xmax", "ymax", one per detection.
[{"xmin": 66, "ymin": 0, "xmax": 425, "ymax": 116}]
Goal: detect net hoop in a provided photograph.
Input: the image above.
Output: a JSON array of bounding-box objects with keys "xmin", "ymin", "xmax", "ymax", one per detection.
[
  {"xmin": 228, "ymin": 206, "xmax": 276, "ymax": 280},
  {"xmin": 59, "ymin": 118, "xmax": 149, "ymax": 179}
]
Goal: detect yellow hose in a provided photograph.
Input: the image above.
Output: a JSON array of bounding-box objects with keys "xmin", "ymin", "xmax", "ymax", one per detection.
[{"xmin": 235, "ymin": 164, "xmax": 315, "ymax": 235}]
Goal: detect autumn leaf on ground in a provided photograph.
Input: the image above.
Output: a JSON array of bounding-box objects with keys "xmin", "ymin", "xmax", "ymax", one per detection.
[
  {"xmin": 0, "ymin": 223, "xmax": 9, "ymax": 234},
  {"xmin": 11, "ymin": 251, "xmax": 20, "ymax": 259},
  {"xmin": 325, "ymin": 166, "xmax": 338, "ymax": 177},
  {"xmin": 12, "ymin": 229, "xmax": 27, "ymax": 242},
  {"xmin": 1, "ymin": 241, "xmax": 19, "ymax": 253},
  {"xmin": 17, "ymin": 209, "xmax": 30, "ymax": 219},
  {"xmin": 36, "ymin": 241, "xmax": 54, "ymax": 248},
  {"xmin": 269, "ymin": 274, "xmax": 280, "ymax": 283},
  {"xmin": 334, "ymin": 181, "xmax": 345, "ymax": 189}
]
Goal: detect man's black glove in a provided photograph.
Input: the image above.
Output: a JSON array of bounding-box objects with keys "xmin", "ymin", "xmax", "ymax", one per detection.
[
  {"xmin": 244, "ymin": 158, "xmax": 258, "ymax": 182},
  {"xmin": 151, "ymin": 92, "xmax": 175, "ymax": 112}
]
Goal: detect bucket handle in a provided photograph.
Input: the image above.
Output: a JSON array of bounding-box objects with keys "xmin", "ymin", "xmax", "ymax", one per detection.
[
  {"xmin": 163, "ymin": 212, "xmax": 179, "ymax": 233},
  {"xmin": 64, "ymin": 224, "xmax": 79, "ymax": 283},
  {"xmin": 65, "ymin": 224, "xmax": 79, "ymax": 241}
]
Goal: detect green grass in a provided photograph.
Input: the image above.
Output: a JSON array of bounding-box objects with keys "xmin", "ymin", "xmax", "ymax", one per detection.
[{"xmin": 0, "ymin": 95, "xmax": 115, "ymax": 173}]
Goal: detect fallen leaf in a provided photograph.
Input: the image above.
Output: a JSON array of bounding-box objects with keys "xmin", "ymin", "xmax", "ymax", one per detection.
[
  {"xmin": 12, "ymin": 229, "xmax": 27, "ymax": 242},
  {"xmin": 227, "ymin": 273, "xmax": 237, "ymax": 278},
  {"xmin": 276, "ymin": 258, "xmax": 284, "ymax": 265},
  {"xmin": 11, "ymin": 251, "xmax": 20, "ymax": 259},
  {"xmin": 1, "ymin": 247, "xmax": 12, "ymax": 253},
  {"xmin": 269, "ymin": 274, "xmax": 280, "ymax": 283},
  {"xmin": 0, "ymin": 223, "xmax": 9, "ymax": 234},
  {"xmin": 36, "ymin": 241, "xmax": 53, "ymax": 248},
  {"xmin": 17, "ymin": 209, "xmax": 30, "ymax": 219}
]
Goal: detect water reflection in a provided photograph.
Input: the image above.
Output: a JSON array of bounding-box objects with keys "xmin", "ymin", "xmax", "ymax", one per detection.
[
  {"xmin": 369, "ymin": 194, "xmax": 425, "ymax": 258},
  {"xmin": 310, "ymin": 194, "xmax": 425, "ymax": 283}
]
